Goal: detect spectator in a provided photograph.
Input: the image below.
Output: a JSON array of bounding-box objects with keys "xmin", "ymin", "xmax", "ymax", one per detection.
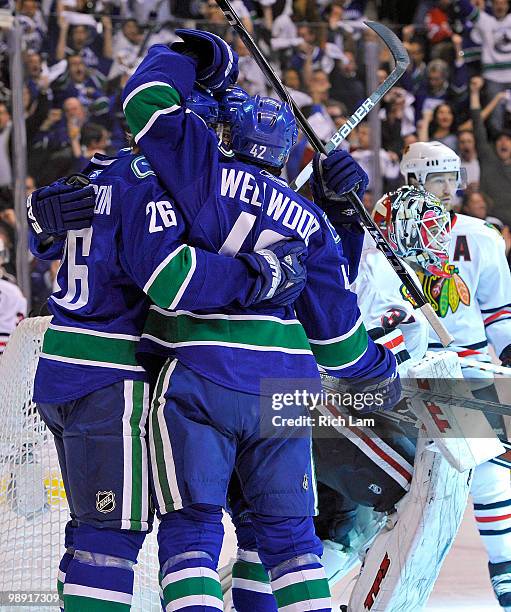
[
  {"xmin": 330, "ymin": 50, "xmax": 365, "ymax": 113},
  {"xmin": 470, "ymin": 74, "xmax": 511, "ymax": 227},
  {"xmin": 18, "ymin": 0, "xmax": 47, "ymax": 53},
  {"xmin": 401, "ymin": 28, "xmax": 427, "ymax": 96},
  {"xmin": 55, "ymin": 15, "xmax": 113, "ymax": 75},
  {"xmin": 414, "ymin": 56, "xmax": 468, "ymax": 123},
  {"xmin": 110, "ymin": 19, "xmax": 144, "ymax": 80},
  {"xmin": 418, "ymin": 102, "xmax": 458, "ymax": 150},
  {"xmin": 461, "ymin": 186, "xmax": 491, "ymax": 219},
  {"xmin": 234, "ymin": 37, "xmax": 267, "ymax": 96},
  {"xmin": 0, "ymin": 102, "xmax": 11, "ymax": 188},
  {"xmin": 425, "ymin": 0, "xmax": 453, "ymax": 54},
  {"xmin": 290, "ymin": 25, "xmax": 333, "ymax": 76},
  {"xmin": 351, "ymin": 122, "xmax": 401, "ymax": 192},
  {"xmin": 462, "ymin": 0, "xmax": 511, "ymax": 133},
  {"xmin": 283, "ymin": 68, "xmax": 312, "ymax": 108},
  {"xmin": 457, "ymin": 129, "xmax": 480, "ymax": 185},
  {"xmin": 52, "ymin": 54, "xmax": 106, "ymax": 109}
]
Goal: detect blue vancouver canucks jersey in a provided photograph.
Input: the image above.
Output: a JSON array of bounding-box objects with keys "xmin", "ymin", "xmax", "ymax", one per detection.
[
  {"xmin": 123, "ymin": 45, "xmax": 396, "ymax": 394},
  {"xmin": 30, "ymin": 151, "xmax": 274, "ymax": 402}
]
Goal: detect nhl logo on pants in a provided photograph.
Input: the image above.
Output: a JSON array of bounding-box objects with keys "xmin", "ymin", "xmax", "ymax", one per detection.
[{"xmin": 96, "ymin": 491, "xmax": 116, "ymax": 513}]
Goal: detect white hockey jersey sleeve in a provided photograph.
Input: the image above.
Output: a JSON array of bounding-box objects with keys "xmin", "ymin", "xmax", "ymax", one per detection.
[{"xmin": 476, "ymin": 225, "xmax": 511, "ymax": 358}]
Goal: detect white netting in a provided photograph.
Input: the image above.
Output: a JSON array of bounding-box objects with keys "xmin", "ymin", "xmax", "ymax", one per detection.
[{"xmin": 0, "ymin": 317, "xmax": 160, "ymax": 610}]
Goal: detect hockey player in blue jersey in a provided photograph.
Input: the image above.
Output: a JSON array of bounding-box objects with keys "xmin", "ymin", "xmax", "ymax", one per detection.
[
  {"xmin": 27, "ymin": 143, "xmax": 308, "ymax": 609},
  {"xmin": 122, "ymin": 33, "xmax": 400, "ymax": 612}
]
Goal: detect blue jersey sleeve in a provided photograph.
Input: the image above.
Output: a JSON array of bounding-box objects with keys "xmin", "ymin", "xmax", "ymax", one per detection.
[
  {"xmin": 295, "ymin": 218, "xmax": 397, "ymax": 380},
  {"xmin": 29, "ymin": 230, "xmax": 65, "ymax": 261},
  {"xmin": 122, "ymin": 45, "xmax": 217, "ymax": 225},
  {"xmin": 119, "ymin": 179, "xmax": 266, "ymax": 310}
]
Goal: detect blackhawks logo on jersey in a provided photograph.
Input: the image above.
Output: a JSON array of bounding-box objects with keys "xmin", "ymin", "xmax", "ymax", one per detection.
[{"xmin": 416, "ymin": 265, "xmax": 471, "ymax": 317}]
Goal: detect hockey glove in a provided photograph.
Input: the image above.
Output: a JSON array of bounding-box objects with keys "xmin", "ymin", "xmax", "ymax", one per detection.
[
  {"xmin": 310, "ymin": 150, "xmax": 368, "ymax": 223},
  {"xmin": 239, "ymin": 239, "xmax": 307, "ymax": 307},
  {"xmin": 27, "ymin": 174, "xmax": 95, "ymax": 239},
  {"xmin": 171, "ymin": 29, "xmax": 239, "ymax": 93},
  {"xmin": 500, "ymin": 344, "xmax": 511, "ymax": 368}
]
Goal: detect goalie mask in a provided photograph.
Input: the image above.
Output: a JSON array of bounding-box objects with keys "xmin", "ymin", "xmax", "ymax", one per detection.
[{"xmin": 373, "ymin": 186, "xmax": 452, "ymax": 277}]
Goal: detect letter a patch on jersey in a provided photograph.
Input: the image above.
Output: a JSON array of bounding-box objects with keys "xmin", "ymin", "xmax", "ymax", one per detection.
[{"xmin": 453, "ymin": 235, "xmax": 471, "ymax": 262}]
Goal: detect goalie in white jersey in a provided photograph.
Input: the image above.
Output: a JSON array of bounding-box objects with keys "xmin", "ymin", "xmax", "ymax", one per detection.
[{"xmin": 395, "ymin": 140, "xmax": 511, "ymax": 611}]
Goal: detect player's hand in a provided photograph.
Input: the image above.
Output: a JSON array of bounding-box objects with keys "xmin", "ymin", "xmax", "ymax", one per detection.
[
  {"xmin": 171, "ymin": 29, "xmax": 239, "ymax": 93},
  {"xmin": 310, "ymin": 150, "xmax": 368, "ymax": 221},
  {"xmin": 239, "ymin": 239, "xmax": 307, "ymax": 306},
  {"xmin": 500, "ymin": 344, "xmax": 511, "ymax": 368},
  {"xmin": 27, "ymin": 174, "xmax": 96, "ymax": 238}
]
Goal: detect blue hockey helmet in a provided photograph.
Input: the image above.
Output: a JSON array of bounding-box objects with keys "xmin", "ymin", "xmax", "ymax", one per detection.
[
  {"xmin": 230, "ymin": 96, "xmax": 298, "ymax": 169},
  {"xmin": 186, "ymin": 86, "xmax": 219, "ymax": 127},
  {"xmin": 218, "ymin": 85, "xmax": 250, "ymax": 124}
]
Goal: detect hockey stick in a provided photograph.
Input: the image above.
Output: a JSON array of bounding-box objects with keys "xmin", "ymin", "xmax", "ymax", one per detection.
[
  {"xmin": 215, "ymin": 0, "xmax": 453, "ymax": 347},
  {"xmin": 290, "ymin": 22, "xmax": 409, "ymax": 192},
  {"xmin": 458, "ymin": 357, "xmax": 511, "ymax": 377}
]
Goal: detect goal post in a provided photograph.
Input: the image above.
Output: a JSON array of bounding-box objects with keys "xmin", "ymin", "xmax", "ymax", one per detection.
[{"xmin": 0, "ymin": 317, "xmax": 160, "ymax": 610}]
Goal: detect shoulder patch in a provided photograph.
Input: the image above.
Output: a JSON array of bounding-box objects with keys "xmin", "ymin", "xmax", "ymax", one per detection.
[
  {"xmin": 131, "ymin": 155, "xmax": 155, "ymax": 179},
  {"xmin": 484, "ymin": 221, "xmax": 503, "ymax": 237}
]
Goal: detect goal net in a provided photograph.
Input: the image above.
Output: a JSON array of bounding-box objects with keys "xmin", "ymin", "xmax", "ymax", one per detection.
[{"xmin": 0, "ymin": 317, "xmax": 160, "ymax": 611}]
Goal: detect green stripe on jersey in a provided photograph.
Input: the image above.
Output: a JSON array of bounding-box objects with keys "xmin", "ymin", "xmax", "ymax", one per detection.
[
  {"xmin": 162, "ymin": 576, "xmax": 222, "ymax": 604},
  {"xmin": 232, "ymin": 560, "xmax": 270, "ymax": 583},
  {"xmin": 273, "ymin": 578, "xmax": 331, "ymax": 608},
  {"xmin": 143, "ymin": 309, "xmax": 312, "ymax": 353},
  {"xmin": 309, "ymin": 321, "xmax": 368, "ymax": 369},
  {"xmin": 124, "ymin": 83, "xmax": 180, "ymax": 140},
  {"xmin": 63, "ymin": 595, "xmax": 130, "ymax": 611},
  {"xmin": 144, "ymin": 245, "xmax": 195, "ymax": 309},
  {"xmin": 42, "ymin": 327, "xmax": 140, "ymax": 368},
  {"xmin": 130, "ymin": 381, "xmax": 145, "ymax": 529}
]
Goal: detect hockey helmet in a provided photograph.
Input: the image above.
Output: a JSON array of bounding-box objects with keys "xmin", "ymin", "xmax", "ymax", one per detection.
[
  {"xmin": 400, "ymin": 141, "xmax": 466, "ymax": 192},
  {"xmin": 373, "ymin": 185, "xmax": 452, "ymax": 277},
  {"xmin": 230, "ymin": 96, "xmax": 298, "ymax": 169},
  {"xmin": 186, "ymin": 86, "xmax": 219, "ymax": 127}
]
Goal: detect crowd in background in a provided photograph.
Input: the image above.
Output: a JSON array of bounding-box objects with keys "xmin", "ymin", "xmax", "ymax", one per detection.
[{"xmin": 0, "ymin": 0, "xmax": 511, "ymax": 311}]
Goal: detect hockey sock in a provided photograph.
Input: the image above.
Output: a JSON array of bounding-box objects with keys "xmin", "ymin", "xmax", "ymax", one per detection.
[
  {"xmin": 58, "ymin": 550, "xmax": 73, "ymax": 611},
  {"xmin": 232, "ymin": 549, "xmax": 276, "ymax": 612},
  {"xmin": 269, "ymin": 555, "xmax": 331, "ymax": 612},
  {"xmin": 58, "ymin": 521, "xmax": 77, "ymax": 611},
  {"xmin": 160, "ymin": 553, "xmax": 223, "ymax": 612},
  {"xmin": 63, "ymin": 551, "xmax": 135, "ymax": 610}
]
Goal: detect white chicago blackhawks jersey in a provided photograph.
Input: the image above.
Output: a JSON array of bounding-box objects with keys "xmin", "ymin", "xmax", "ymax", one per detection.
[
  {"xmin": 0, "ymin": 275, "xmax": 26, "ymax": 356},
  {"xmin": 420, "ymin": 213, "xmax": 511, "ymax": 361},
  {"xmin": 352, "ymin": 234, "xmax": 429, "ymax": 371}
]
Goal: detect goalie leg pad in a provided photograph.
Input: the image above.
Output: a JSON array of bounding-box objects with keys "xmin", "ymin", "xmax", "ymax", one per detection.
[
  {"xmin": 348, "ymin": 431, "xmax": 472, "ymax": 611},
  {"xmin": 63, "ymin": 524, "xmax": 145, "ymax": 611}
]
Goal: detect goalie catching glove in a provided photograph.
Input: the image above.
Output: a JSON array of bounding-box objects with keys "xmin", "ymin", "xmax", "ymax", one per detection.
[
  {"xmin": 27, "ymin": 174, "xmax": 95, "ymax": 239},
  {"xmin": 239, "ymin": 239, "xmax": 307, "ymax": 306}
]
